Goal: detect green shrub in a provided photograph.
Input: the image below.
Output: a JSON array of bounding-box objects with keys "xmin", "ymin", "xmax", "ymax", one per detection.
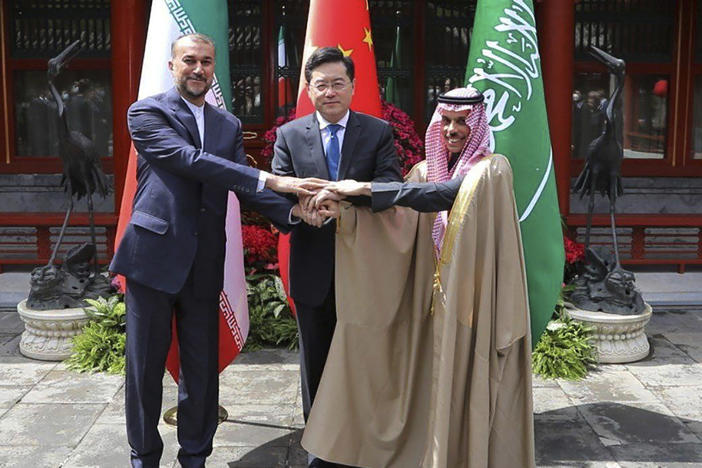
[
  {"xmin": 66, "ymin": 295, "xmax": 126, "ymax": 374},
  {"xmin": 243, "ymin": 273, "xmax": 298, "ymax": 351},
  {"xmin": 532, "ymin": 291, "xmax": 597, "ymax": 380}
]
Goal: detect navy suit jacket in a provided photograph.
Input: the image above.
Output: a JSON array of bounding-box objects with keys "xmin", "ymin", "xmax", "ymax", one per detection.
[
  {"xmin": 110, "ymin": 88, "xmax": 294, "ymax": 297},
  {"xmin": 272, "ymin": 111, "xmax": 402, "ymax": 306},
  {"xmin": 371, "ymin": 176, "xmax": 464, "ymax": 213}
]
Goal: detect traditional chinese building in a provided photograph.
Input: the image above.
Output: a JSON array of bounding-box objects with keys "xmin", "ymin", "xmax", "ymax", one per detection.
[{"xmin": 1, "ymin": 0, "xmax": 700, "ymax": 271}]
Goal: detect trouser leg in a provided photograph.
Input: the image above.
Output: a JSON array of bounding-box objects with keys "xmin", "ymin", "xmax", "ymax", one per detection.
[
  {"xmin": 294, "ymin": 286, "xmax": 337, "ymax": 422},
  {"xmin": 125, "ymin": 279, "xmax": 174, "ymax": 468},
  {"xmin": 174, "ymin": 275, "xmax": 220, "ymax": 468}
]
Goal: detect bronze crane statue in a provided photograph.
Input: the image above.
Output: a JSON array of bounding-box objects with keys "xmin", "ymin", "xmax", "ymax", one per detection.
[
  {"xmin": 572, "ymin": 45, "xmax": 625, "ymax": 269},
  {"xmin": 569, "ymin": 46, "xmax": 645, "ymax": 315},
  {"xmin": 46, "ymin": 40, "xmax": 109, "ymax": 276}
]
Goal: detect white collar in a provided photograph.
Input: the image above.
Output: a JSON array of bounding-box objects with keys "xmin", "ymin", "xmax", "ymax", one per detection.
[
  {"xmin": 181, "ymin": 96, "xmax": 205, "ymax": 116},
  {"xmin": 316, "ymin": 110, "xmax": 350, "ymax": 130}
]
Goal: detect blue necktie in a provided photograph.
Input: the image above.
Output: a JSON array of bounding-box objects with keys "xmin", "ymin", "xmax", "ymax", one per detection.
[{"xmin": 326, "ymin": 124, "xmax": 341, "ymax": 181}]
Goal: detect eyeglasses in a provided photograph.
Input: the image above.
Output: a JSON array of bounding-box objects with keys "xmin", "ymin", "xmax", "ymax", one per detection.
[{"xmin": 310, "ymin": 81, "xmax": 351, "ymax": 93}]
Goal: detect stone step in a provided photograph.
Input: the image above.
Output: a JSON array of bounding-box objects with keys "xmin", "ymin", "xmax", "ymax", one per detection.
[
  {"xmin": 0, "ymin": 272, "xmax": 30, "ymax": 313},
  {"xmin": 634, "ymin": 271, "xmax": 702, "ymax": 310}
]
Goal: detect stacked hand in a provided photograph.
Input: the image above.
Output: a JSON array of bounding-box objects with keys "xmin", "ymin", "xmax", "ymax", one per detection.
[
  {"xmin": 265, "ymin": 174, "xmax": 328, "ymax": 196},
  {"xmin": 268, "ymin": 174, "xmax": 371, "ymax": 228},
  {"xmin": 302, "ymin": 179, "xmax": 373, "ymax": 227}
]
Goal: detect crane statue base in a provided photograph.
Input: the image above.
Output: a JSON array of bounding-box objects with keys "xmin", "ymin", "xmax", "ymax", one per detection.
[
  {"xmin": 569, "ymin": 246, "xmax": 645, "ymax": 316},
  {"xmin": 27, "ymin": 243, "xmax": 113, "ymax": 310}
]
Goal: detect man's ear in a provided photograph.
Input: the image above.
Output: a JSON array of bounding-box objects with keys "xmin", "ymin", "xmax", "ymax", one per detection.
[
  {"xmin": 168, "ymin": 60, "xmax": 174, "ymax": 72},
  {"xmin": 351, "ymin": 78, "xmax": 356, "ymax": 95}
]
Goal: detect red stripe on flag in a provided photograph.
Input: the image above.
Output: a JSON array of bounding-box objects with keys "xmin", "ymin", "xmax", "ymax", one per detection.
[{"xmin": 277, "ymin": 233, "xmax": 296, "ymax": 316}]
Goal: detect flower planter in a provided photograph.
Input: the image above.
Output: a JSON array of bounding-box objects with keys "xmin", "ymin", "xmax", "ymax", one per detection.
[
  {"xmin": 564, "ymin": 301, "xmax": 652, "ymax": 364},
  {"xmin": 16, "ymin": 299, "xmax": 88, "ymax": 361}
]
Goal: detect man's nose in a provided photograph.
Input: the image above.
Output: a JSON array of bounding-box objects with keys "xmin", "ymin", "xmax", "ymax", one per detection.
[
  {"xmin": 193, "ymin": 62, "xmax": 204, "ymax": 74},
  {"xmin": 323, "ymin": 87, "xmax": 337, "ymax": 97}
]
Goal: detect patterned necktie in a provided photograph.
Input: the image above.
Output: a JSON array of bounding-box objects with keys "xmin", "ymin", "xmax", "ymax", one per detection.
[{"xmin": 326, "ymin": 124, "xmax": 341, "ymax": 181}]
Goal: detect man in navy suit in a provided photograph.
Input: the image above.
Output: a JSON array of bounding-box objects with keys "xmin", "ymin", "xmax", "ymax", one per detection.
[
  {"xmin": 272, "ymin": 47, "xmax": 402, "ymax": 468},
  {"xmin": 110, "ymin": 33, "xmax": 323, "ymax": 468}
]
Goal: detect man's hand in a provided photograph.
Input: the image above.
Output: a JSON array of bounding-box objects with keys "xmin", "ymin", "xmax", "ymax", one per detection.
[
  {"xmin": 294, "ymin": 196, "xmax": 325, "ymax": 228},
  {"xmin": 313, "ymin": 180, "xmax": 371, "ymax": 208},
  {"xmin": 317, "ymin": 199, "xmax": 340, "ymax": 219},
  {"xmin": 328, "ymin": 179, "xmax": 371, "ymax": 197},
  {"xmin": 265, "ymin": 174, "xmax": 327, "ymax": 196},
  {"xmin": 310, "ymin": 189, "xmax": 340, "ymax": 208}
]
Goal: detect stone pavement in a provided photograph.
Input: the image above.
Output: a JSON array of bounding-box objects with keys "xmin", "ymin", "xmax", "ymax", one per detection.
[{"xmin": 0, "ymin": 272, "xmax": 701, "ymax": 467}]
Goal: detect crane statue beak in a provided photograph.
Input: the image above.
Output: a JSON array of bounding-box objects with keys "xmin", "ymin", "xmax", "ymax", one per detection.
[
  {"xmin": 588, "ymin": 45, "xmax": 625, "ymax": 74},
  {"xmin": 48, "ymin": 40, "xmax": 82, "ymax": 78}
]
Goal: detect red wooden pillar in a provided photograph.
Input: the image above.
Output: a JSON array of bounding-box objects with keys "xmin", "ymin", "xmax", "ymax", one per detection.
[
  {"xmin": 111, "ymin": 1, "xmax": 147, "ymax": 215},
  {"xmin": 537, "ymin": 0, "xmax": 574, "ymax": 216}
]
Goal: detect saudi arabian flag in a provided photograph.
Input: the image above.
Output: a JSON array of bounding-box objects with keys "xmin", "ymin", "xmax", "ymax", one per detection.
[
  {"xmin": 466, "ymin": 0, "xmax": 564, "ymax": 344},
  {"xmin": 115, "ymin": 0, "xmax": 248, "ymax": 381}
]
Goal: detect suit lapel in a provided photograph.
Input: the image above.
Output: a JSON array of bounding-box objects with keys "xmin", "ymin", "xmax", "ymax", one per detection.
[
  {"xmin": 168, "ymin": 88, "xmax": 202, "ymax": 148},
  {"xmin": 305, "ymin": 113, "xmax": 331, "ymax": 179},
  {"xmin": 338, "ymin": 111, "xmax": 360, "ymax": 180}
]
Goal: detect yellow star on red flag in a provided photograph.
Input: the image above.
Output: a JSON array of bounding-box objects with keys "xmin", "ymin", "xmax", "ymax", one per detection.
[
  {"xmin": 362, "ymin": 27, "xmax": 373, "ymax": 51},
  {"xmin": 337, "ymin": 44, "xmax": 354, "ymax": 57}
]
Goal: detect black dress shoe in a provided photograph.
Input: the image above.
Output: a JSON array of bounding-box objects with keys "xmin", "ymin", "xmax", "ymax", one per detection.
[{"xmin": 309, "ymin": 458, "xmax": 336, "ymax": 467}]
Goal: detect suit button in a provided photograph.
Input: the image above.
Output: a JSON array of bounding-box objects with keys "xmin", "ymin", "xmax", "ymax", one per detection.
[
  {"xmin": 200, "ymin": 207, "xmax": 206, "ymax": 212},
  {"xmin": 194, "ymin": 231, "xmax": 198, "ymax": 237}
]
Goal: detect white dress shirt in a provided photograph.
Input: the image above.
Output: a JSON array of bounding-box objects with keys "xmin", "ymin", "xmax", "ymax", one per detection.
[{"xmin": 181, "ymin": 97, "xmax": 205, "ymax": 147}]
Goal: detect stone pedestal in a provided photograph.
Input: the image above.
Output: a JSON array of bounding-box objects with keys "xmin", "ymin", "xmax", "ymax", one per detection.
[
  {"xmin": 16, "ymin": 299, "xmax": 89, "ymax": 361},
  {"xmin": 565, "ymin": 302, "xmax": 653, "ymax": 364}
]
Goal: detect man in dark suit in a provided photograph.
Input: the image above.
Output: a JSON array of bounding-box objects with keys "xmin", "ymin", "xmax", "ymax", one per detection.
[
  {"xmin": 110, "ymin": 33, "xmax": 322, "ymax": 468},
  {"xmin": 271, "ymin": 47, "xmax": 402, "ymax": 468}
]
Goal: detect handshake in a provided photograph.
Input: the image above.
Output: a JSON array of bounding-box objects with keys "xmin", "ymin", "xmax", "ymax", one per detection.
[{"xmin": 265, "ymin": 175, "xmax": 372, "ymax": 228}]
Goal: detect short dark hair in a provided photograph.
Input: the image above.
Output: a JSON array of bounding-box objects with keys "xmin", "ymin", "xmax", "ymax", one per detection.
[
  {"xmin": 304, "ymin": 46, "xmax": 354, "ymax": 83},
  {"xmin": 171, "ymin": 33, "xmax": 216, "ymax": 58}
]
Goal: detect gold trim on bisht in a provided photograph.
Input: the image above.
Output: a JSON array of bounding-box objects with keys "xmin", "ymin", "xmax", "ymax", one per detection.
[{"xmin": 431, "ymin": 154, "xmax": 497, "ymax": 314}]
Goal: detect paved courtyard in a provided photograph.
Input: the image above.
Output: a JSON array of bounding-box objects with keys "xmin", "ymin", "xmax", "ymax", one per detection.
[{"xmin": 0, "ymin": 272, "xmax": 701, "ymax": 467}]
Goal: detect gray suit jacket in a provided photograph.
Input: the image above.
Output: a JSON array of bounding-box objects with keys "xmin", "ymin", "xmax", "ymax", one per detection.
[{"xmin": 272, "ymin": 111, "xmax": 402, "ymax": 306}]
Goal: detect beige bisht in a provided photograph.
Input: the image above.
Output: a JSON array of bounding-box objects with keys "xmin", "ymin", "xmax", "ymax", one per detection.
[{"xmin": 302, "ymin": 155, "xmax": 535, "ymax": 468}]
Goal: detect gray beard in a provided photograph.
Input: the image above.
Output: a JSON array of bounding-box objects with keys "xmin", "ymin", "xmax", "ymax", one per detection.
[{"xmin": 178, "ymin": 81, "xmax": 209, "ymax": 100}]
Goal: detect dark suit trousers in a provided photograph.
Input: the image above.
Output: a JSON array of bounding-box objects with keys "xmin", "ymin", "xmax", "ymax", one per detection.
[
  {"xmin": 295, "ymin": 279, "xmax": 337, "ymax": 422},
  {"xmin": 125, "ymin": 271, "xmax": 219, "ymax": 468}
]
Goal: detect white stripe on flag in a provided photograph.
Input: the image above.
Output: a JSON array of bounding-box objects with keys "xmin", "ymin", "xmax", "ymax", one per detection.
[{"xmin": 519, "ymin": 148, "xmax": 553, "ymax": 223}]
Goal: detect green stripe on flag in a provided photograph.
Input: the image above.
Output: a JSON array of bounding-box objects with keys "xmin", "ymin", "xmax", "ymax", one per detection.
[
  {"xmin": 167, "ymin": 0, "xmax": 232, "ymax": 111},
  {"xmin": 466, "ymin": 0, "xmax": 564, "ymax": 344}
]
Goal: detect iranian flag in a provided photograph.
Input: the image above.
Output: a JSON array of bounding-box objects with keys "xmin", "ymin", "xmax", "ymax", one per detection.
[
  {"xmin": 466, "ymin": 0, "xmax": 564, "ymax": 343},
  {"xmin": 278, "ymin": 0, "xmax": 383, "ymax": 307},
  {"xmin": 114, "ymin": 0, "xmax": 248, "ymax": 381}
]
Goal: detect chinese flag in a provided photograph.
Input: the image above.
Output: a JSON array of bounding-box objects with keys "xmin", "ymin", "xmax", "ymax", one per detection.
[
  {"xmin": 295, "ymin": 0, "xmax": 382, "ymax": 119},
  {"xmin": 278, "ymin": 0, "xmax": 384, "ymax": 308}
]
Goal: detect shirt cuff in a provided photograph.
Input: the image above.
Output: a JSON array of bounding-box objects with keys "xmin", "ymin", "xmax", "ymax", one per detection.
[
  {"xmin": 257, "ymin": 171, "xmax": 268, "ymax": 192},
  {"xmin": 289, "ymin": 208, "xmax": 301, "ymax": 225}
]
